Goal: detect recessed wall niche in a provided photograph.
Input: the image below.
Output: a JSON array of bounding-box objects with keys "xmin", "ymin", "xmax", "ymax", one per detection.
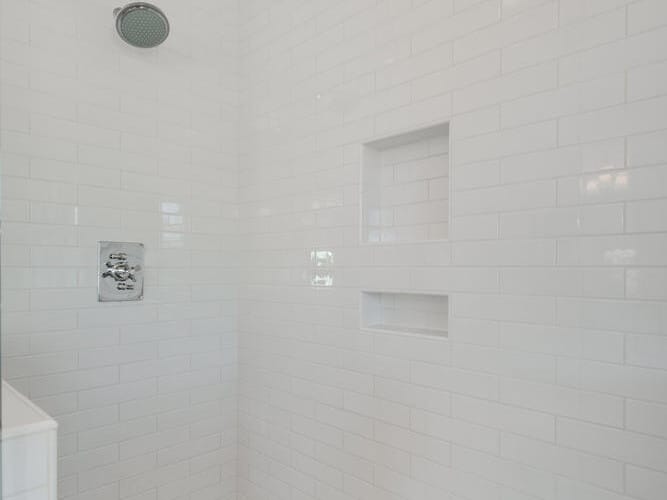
[
  {"xmin": 361, "ymin": 291, "xmax": 448, "ymax": 338},
  {"xmin": 361, "ymin": 122, "xmax": 450, "ymax": 244}
]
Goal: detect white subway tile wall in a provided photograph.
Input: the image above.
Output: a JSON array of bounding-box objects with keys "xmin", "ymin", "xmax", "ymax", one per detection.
[
  {"xmin": 0, "ymin": 0, "xmax": 239, "ymax": 499},
  {"xmin": 2, "ymin": 1, "xmax": 667, "ymax": 500},
  {"xmin": 237, "ymin": 2, "xmax": 667, "ymax": 500}
]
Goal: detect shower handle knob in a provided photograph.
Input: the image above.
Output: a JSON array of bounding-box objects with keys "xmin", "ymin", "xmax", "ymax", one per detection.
[{"xmin": 102, "ymin": 256, "xmax": 142, "ymax": 283}]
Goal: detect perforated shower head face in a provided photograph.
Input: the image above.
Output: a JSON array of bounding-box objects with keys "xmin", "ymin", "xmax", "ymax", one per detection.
[{"xmin": 114, "ymin": 2, "xmax": 169, "ymax": 48}]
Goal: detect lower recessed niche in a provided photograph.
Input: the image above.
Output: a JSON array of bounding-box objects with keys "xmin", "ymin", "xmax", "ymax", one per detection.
[
  {"xmin": 361, "ymin": 291, "xmax": 448, "ymax": 338},
  {"xmin": 362, "ymin": 122, "xmax": 450, "ymax": 244}
]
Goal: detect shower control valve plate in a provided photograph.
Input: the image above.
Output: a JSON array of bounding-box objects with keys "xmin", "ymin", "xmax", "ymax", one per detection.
[{"xmin": 98, "ymin": 241, "xmax": 144, "ymax": 302}]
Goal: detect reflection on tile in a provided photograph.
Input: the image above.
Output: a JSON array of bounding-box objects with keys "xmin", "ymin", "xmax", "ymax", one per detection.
[
  {"xmin": 162, "ymin": 214, "xmax": 185, "ymax": 229},
  {"xmin": 603, "ymin": 248, "xmax": 637, "ymax": 266},
  {"xmin": 160, "ymin": 201, "xmax": 182, "ymax": 214},
  {"xmin": 584, "ymin": 172, "xmax": 628, "ymax": 194},
  {"xmin": 310, "ymin": 270, "xmax": 333, "ymax": 287},
  {"xmin": 160, "ymin": 232, "xmax": 185, "ymax": 248},
  {"xmin": 310, "ymin": 249, "xmax": 334, "ymax": 267}
]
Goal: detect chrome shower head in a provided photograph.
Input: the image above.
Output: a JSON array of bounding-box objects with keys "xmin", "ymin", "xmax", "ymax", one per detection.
[{"xmin": 113, "ymin": 2, "xmax": 170, "ymax": 48}]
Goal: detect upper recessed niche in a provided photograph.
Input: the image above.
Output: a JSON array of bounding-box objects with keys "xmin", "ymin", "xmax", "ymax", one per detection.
[{"xmin": 361, "ymin": 122, "xmax": 450, "ymax": 244}]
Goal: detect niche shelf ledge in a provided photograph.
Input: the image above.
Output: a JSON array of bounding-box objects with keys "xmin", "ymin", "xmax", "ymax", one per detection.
[{"xmin": 361, "ymin": 291, "xmax": 449, "ymax": 338}]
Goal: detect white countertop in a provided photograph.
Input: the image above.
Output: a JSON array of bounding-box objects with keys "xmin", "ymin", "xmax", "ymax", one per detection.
[{"xmin": 2, "ymin": 380, "xmax": 57, "ymax": 439}]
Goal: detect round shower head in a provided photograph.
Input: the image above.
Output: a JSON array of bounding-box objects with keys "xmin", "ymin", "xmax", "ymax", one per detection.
[{"xmin": 114, "ymin": 2, "xmax": 169, "ymax": 48}]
